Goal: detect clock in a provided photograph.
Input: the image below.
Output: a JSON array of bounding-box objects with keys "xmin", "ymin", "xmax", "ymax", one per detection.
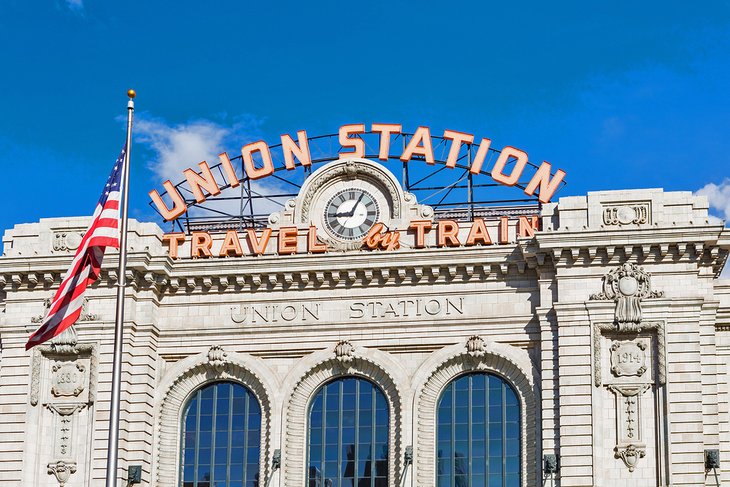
[{"xmin": 324, "ymin": 188, "xmax": 380, "ymax": 240}]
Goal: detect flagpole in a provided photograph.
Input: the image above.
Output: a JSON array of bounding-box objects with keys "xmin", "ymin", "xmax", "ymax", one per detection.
[{"xmin": 105, "ymin": 89, "xmax": 135, "ymax": 487}]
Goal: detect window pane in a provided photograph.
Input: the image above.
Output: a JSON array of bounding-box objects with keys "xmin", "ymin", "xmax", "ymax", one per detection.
[
  {"xmin": 180, "ymin": 382, "xmax": 261, "ymax": 487},
  {"xmin": 308, "ymin": 377, "xmax": 389, "ymax": 486},
  {"xmin": 436, "ymin": 373, "xmax": 521, "ymax": 486}
]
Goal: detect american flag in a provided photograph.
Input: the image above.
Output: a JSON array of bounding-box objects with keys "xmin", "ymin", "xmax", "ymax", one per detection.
[{"xmin": 26, "ymin": 147, "xmax": 126, "ymax": 350}]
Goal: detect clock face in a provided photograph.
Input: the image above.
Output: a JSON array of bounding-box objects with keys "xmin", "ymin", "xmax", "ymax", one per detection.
[{"xmin": 324, "ymin": 188, "xmax": 380, "ymax": 240}]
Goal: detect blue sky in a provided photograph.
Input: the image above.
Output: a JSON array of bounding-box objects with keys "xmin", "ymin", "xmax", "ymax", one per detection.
[{"xmin": 2, "ymin": 1, "xmax": 730, "ymax": 236}]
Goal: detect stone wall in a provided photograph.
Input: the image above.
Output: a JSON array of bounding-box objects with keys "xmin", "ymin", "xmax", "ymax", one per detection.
[{"xmin": 0, "ymin": 187, "xmax": 728, "ymax": 486}]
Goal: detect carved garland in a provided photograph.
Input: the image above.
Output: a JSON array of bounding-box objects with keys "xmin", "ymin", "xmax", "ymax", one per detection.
[
  {"xmin": 155, "ymin": 348, "xmax": 273, "ymax": 486},
  {"xmin": 415, "ymin": 337, "xmax": 538, "ymax": 487},
  {"xmin": 283, "ymin": 343, "xmax": 402, "ymax": 487}
]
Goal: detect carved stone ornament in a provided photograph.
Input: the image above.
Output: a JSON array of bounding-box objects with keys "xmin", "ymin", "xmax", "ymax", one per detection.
[
  {"xmin": 466, "ymin": 335, "xmax": 486, "ymax": 357},
  {"xmin": 334, "ymin": 340, "xmax": 355, "ymax": 363},
  {"xmin": 603, "ymin": 203, "xmax": 650, "ymax": 226},
  {"xmin": 47, "ymin": 460, "xmax": 77, "ymax": 487},
  {"xmin": 32, "ymin": 298, "xmax": 97, "ymax": 325},
  {"xmin": 590, "ymin": 263, "xmax": 664, "ymax": 329},
  {"xmin": 610, "ymin": 340, "xmax": 647, "ymax": 378},
  {"xmin": 30, "ymin": 341, "xmax": 97, "ymax": 407},
  {"xmin": 608, "ymin": 384, "xmax": 650, "ymax": 472},
  {"xmin": 51, "ymin": 362, "xmax": 86, "ymax": 398},
  {"xmin": 53, "ymin": 231, "xmax": 84, "ymax": 252},
  {"xmin": 615, "ymin": 444, "xmax": 646, "ymax": 473},
  {"xmin": 31, "ymin": 298, "xmax": 53, "ymax": 323},
  {"xmin": 207, "ymin": 345, "xmax": 228, "ymax": 371},
  {"xmin": 49, "ymin": 326, "xmax": 79, "ymax": 355}
]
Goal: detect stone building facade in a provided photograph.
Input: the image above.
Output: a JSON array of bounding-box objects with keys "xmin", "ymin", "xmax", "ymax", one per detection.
[{"xmin": 1, "ymin": 158, "xmax": 729, "ymax": 487}]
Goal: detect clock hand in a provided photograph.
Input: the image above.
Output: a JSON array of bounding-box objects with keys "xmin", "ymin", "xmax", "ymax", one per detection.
[{"xmin": 346, "ymin": 191, "xmax": 366, "ymax": 217}]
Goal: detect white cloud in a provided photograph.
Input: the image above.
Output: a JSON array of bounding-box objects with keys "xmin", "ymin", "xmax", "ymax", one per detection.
[
  {"xmin": 136, "ymin": 115, "xmax": 288, "ymax": 220},
  {"xmin": 136, "ymin": 118, "xmax": 234, "ymax": 181},
  {"xmin": 696, "ymin": 178, "xmax": 730, "ymax": 222},
  {"xmin": 695, "ymin": 179, "xmax": 730, "ymax": 279},
  {"xmin": 65, "ymin": 0, "xmax": 83, "ymax": 11}
]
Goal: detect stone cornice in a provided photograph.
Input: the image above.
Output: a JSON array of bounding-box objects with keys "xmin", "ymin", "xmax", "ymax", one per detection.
[
  {"xmin": 526, "ymin": 224, "xmax": 730, "ymax": 275},
  {"xmin": 0, "ymin": 244, "xmax": 536, "ymax": 294}
]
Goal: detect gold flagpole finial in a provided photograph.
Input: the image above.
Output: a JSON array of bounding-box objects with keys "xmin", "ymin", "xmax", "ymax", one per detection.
[{"xmin": 127, "ymin": 89, "xmax": 136, "ymax": 99}]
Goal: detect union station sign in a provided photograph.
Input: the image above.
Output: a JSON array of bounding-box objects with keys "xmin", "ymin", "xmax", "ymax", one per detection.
[{"xmin": 148, "ymin": 124, "xmax": 567, "ymax": 258}]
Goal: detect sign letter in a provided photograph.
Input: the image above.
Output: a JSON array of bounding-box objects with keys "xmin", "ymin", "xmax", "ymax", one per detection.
[
  {"xmin": 400, "ymin": 126, "xmax": 435, "ymax": 164},
  {"xmin": 524, "ymin": 161, "xmax": 566, "ymax": 203},
  {"xmin": 371, "ymin": 123, "xmax": 402, "ymax": 161},
  {"xmin": 492, "ymin": 146, "xmax": 528, "ymax": 186},
  {"xmin": 281, "ymin": 130, "xmax": 311, "ymax": 170},
  {"xmin": 339, "ymin": 124, "xmax": 366, "ymax": 159},
  {"xmin": 443, "ymin": 130, "xmax": 474, "ymax": 168},
  {"xmin": 242, "ymin": 141, "xmax": 275, "ymax": 180},
  {"xmin": 149, "ymin": 181, "xmax": 188, "ymax": 221},
  {"xmin": 184, "ymin": 161, "xmax": 221, "ymax": 203}
]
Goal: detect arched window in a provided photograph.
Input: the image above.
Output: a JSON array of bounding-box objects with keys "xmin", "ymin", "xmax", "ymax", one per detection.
[
  {"xmin": 436, "ymin": 373, "xmax": 520, "ymax": 487},
  {"xmin": 181, "ymin": 381, "xmax": 261, "ymax": 487},
  {"xmin": 307, "ymin": 377, "xmax": 389, "ymax": 487}
]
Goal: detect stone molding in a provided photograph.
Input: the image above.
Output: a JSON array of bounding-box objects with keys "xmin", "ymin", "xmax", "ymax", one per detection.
[
  {"xmin": 281, "ymin": 342, "xmax": 406, "ymax": 487},
  {"xmin": 0, "ymin": 249, "xmax": 530, "ymax": 294},
  {"xmin": 154, "ymin": 347, "xmax": 279, "ymax": 486},
  {"xmin": 411, "ymin": 338, "xmax": 538, "ymax": 487}
]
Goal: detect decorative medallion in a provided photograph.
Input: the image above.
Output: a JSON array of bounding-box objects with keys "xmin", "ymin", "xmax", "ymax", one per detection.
[
  {"xmin": 610, "ymin": 340, "xmax": 647, "ymax": 378},
  {"xmin": 51, "ymin": 362, "xmax": 86, "ymax": 398},
  {"xmin": 53, "ymin": 231, "xmax": 85, "ymax": 252},
  {"xmin": 602, "ymin": 203, "xmax": 650, "ymax": 226}
]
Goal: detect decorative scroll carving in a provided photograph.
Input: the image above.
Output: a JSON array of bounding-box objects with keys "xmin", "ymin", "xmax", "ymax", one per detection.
[
  {"xmin": 590, "ymin": 263, "xmax": 663, "ymax": 328},
  {"xmin": 603, "ymin": 203, "xmax": 650, "ymax": 226},
  {"xmin": 47, "ymin": 461, "xmax": 77, "ymax": 486},
  {"xmin": 78, "ymin": 298, "xmax": 98, "ymax": 322},
  {"xmin": 610, "ymin": 340, "xmax": 647, "ymax": 378}
]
